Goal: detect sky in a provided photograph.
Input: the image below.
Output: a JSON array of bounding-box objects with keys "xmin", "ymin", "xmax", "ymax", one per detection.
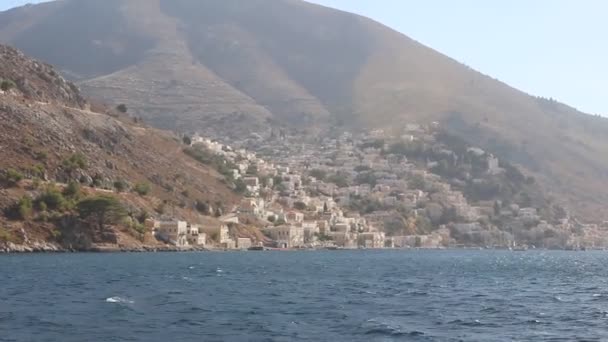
[{"xmin": 1, "ymin": 0, "xmax": 606, "ymax": 115}]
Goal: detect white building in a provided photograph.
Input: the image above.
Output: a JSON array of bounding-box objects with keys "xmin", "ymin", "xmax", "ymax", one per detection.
[
  {"xmin": 358, "ymin": 232, "xmax": 386, "ymax": 248},
  {"xmin": 186, "ymin": 224, "xmax": 207, "ymax": 246},
  {"xmin": 237, "ymin": 238, "xmax": 252, "ymax": 249},
  {"xmin": 156, "ymin": 220, "xmax": 189, "ymax": 246},
  {"xmin": 264, "ymin": 225, "xmax": 304, "ymax": 248}
]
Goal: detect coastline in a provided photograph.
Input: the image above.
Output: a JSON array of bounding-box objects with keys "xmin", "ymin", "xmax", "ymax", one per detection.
[
  {"xmin": 2, "ymin": 242, "xmax": 601, "ymax": 254},
  {"xmin": 0, "ymin": 242, "xmax": 217, "ymax": 254}
]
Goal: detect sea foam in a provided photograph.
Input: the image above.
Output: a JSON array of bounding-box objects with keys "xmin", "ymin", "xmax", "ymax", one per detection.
[{"xmin": 105, "ymin": 297, "xmax": 134, "ymax": 304}]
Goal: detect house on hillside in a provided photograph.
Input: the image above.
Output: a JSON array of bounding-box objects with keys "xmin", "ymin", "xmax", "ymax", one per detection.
[
  {"xmin": 156, "ymin": 220, "xmax": 189, "ymax": 246},
  {"xmin": 219, "ymin": 213, "xmax": 239, "ymax": 224},
  {"xmin": 283, "ymin": 210, "xmax": 304, "ymax": 224},
  {"xmin": 263, "ymin": 225, "xmax": 304, "ymax": 248},
  {"xmin": 237, "ymin": 238, "xmax": 252, "ymax": 249},
  {"xmin": 359, "ymin": 232, "xmax": 386, "ymax": 248},
  {"xmin": 238, "ymin": 198, "xmax": 265, "ymax": 218},
  {"xmin": 186, "ymin": 224, "xmax": 206, "ymax": 246}
]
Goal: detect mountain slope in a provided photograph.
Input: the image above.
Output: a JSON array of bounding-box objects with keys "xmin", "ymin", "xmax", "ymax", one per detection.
[
  {"xmin": 1, "ymin": 0, "xmax": 608, "ymax": 219},
  {"xmin": 0, "ymin": 44, "xmax": 241, "ymax": 250}
]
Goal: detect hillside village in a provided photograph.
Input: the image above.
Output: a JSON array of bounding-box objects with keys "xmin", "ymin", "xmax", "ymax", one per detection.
[
  {"xmin": 166, "ymin": 123, "xmax": 608, "ymax": 250},
  {"xmin": 1, "ymin": 41, "xmax": 608, "ymax": 252}
]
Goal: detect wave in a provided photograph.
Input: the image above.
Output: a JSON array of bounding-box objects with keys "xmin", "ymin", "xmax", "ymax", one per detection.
[
  {"xmin": 364, "ymin": 327, "xmax": 424, "ymax": 337},
  {"xmin": 105, "ymin": 296, "xmax": 134, "ymax": 304},
  {"xmin": 363, "ymin": 319, "xmax": 425, "ymax": 337}
]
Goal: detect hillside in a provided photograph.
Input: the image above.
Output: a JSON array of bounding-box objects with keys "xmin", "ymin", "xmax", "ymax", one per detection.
[
  {"xmin": 2, "ymin": 0, "xmax": 608, "ymax": 219},
  {"xmin": 0, "ymin": 44, "xmax": 246, "ymax": 251}
]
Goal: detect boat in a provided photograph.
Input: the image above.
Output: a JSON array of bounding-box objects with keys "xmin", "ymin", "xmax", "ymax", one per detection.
[{"xmin": 247, "ymin": 246, "xmax": 265, "ymax": 251}]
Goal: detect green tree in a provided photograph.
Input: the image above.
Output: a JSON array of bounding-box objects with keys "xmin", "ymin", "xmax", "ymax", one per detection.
[
  {"xmin": 234, "ymin": 179, "xmax": 247, "ymax": 194},
  {"xmin": 246, "ymin": 164, "xmax": 258, "ymax": 176},
  {"xmin": 354, "ymin": 172, "xmax": 377, "ymax": 187},
  {"xmin": 309, "ymin": 169, "xmax": 326, "ymax": 181},
  {"xmin": 328, "ymin": 173, "xmax": 349, "ymax": 188},
  {"xmin": 293, "ymin": 201, "xmax": 307, "ymax": 211},
  {"xmin": 408, "ymin": 174, "xmax": 425, "ymax": 190},
  {"xmin": 182, "ymin": 136, "xmax": 192, "ymax": 145},
  {"xmin": 77, "ymin": 196, "xmax": 127, "ymax": 232}
]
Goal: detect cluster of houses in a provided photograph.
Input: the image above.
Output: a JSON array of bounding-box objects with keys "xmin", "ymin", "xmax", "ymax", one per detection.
[
  {"xmin": 188, "ymin": 135, "xmax": 396, "ymax": 249},
  {"xmin": 220, "ymin": 124, "xmax": 603, "ymax": 249},
  {"xmin": 147, "ymin": 219, "xmax": 253, "ymax": 250},
  {"xmin": 164, "ymin": 124, "xmax": 603, "ymax": 250}
]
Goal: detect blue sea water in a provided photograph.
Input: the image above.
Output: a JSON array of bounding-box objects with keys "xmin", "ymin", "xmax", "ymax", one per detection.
[{"xmin": 2, "ymin": 250, "xmax": 608, "ymax": 341}]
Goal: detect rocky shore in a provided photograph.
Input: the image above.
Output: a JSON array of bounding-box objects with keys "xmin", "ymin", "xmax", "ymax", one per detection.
[{"xmin": 0, "ymin": 242, "xmax": 212, "ymax": 254}]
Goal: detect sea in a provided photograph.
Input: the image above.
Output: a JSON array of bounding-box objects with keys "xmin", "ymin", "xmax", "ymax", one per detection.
[{"xmin": 2, "ymin": 250, "xmax": 608, "ymax": 341}]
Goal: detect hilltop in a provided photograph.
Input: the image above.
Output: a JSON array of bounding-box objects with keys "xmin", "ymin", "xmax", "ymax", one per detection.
[{"xmin": 1, "ymin": 0, "xmax": 608, "ymax": 219}]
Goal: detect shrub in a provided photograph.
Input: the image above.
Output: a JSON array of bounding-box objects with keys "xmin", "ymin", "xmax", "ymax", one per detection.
[
  {"xmin": 309, "ymin": 169, "xmax": 326, "ymax": 181},
  {"xmin": 246, "ymin": 164, "xmax": 258, "ymax": 176},
  {"xmin": 354, "ymin": 165, "xmax": 371, "ymax": 172},
  {"xmin": 32, "ymin": 178, "xmax": 42, "ymax": 189},
  {"xmin": 34, "ymin": 151, "xmax": 48, "ymax": 161},
  {"xmin": 62, "ymin": 153, "xmax": 87, "ymax": 171},
  {"xmin": 0, "ymin": 229, "xmax": 14, "ymax": 242},
  {"xmin": 182, "ymin": 136, "xmax": 192, "ymax": 145},
  {"xmin": 0, "ymin": 79, "xmax": 16, "ymax": 92},
  {"xmin": 63, "ymin": 181, "xmax": 81, "ymax": 199},
  {"xmin": 195, "ymin": 201, "xmax": 209, "ymax": 214},
  {"xmin": 36, "ymin": 186, "xmax": 67, "ymax": 211},
  {"xmin": 134, "ymin": 182, "xmax": 151, "ymax": 196},
  {"xmin": 354, "ymin": 172, "xmax": 377, "ymax": 187},
  {"xmin": 359, "ymin": 139, "xmax": 385, "ymax": 150},
  {"xmin": 29, "ymin": 164, "xmax": 45, "ymax": 178},
  {"xmin": 273, "ymin": 176, "xmax": 284, "ymax": 186},
  {"xmin": 137, "ymin": 210, "xmax": 150, "ymax": 224},
  {"xmin": 113, "ymin": 179, "xmax": 127, "ymax": 193},
  {"xmin": 293, "ymin": 202, "xmax": 307, "ymax": 211},
  {"xmin": 116, "ymin": 104, "xmax": 128, "ymax": 113},
  {"xmin": 234, "ymin": 179, "xmax": 247, "ymax": 194},
  {"xmin": 155, "ymin": 202, "xmax": 166, "ymax": 214},
  {"xmin": 328, "ymin": 173, "xmax": 349, "ymax": 188},
  {"xmin": 91, "ymin": 174, "xmax": 103, "ymax": 187},
  {"xmin": 3, "ymin": 168, "xmax": 23, "ymax": 186},
  {"xmin": 17, "ymin": 196, "xmax": 33, "ymax": 219},
  {"xmin": 315, "ymin": 232, "xmax": 333, "ymax": 242},
  {"xmin": 51, "ymin": 229, "xmax": 62, "ymax": 240}
]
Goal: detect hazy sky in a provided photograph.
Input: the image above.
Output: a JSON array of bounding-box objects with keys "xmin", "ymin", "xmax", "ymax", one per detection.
[{"xmin": 2, "ymin": 0, "xmax": 606, "ymax": 115}]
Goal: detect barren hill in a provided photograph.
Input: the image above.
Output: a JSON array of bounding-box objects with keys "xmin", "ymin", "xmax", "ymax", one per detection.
[{"xmin": 2, "ymin": 0, "xmax": 608, "ymax": 219}]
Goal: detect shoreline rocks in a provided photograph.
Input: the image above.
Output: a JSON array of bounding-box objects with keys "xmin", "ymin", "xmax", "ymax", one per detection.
[{"xmin": 0, "ymin": 241, "xmax": 214, "ymax": 254}]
